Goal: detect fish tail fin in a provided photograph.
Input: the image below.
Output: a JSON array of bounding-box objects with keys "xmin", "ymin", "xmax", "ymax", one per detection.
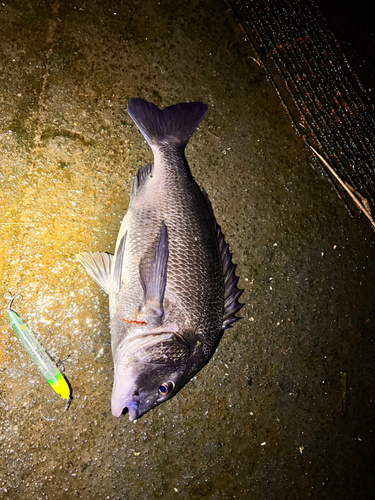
[{"xmin": 127, "ymin": 98, "xmax": 208, "ymax": 149}]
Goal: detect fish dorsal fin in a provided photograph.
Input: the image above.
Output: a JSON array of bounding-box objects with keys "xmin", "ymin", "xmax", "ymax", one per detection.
[
  {"xmin": 138, "ymin": 221, "xmax": 169, "ymax": 325},
  {"xmin": 127, "ymin": 98, "xmax": 208, "ymax": 149},
  {"xmin": 76, "ymin": 252, "xmax": 113, "ymax": 294},
  {"xmin": 130, "ymin": 163, "xmax": 154, "ymax": 198},
  {"xmin": 113, "ymin": 232, "xmax": 127, "ymax": 292},
  {"xmin": 202, "ymin": 191, "xmax": 244, "ymax": 329}
]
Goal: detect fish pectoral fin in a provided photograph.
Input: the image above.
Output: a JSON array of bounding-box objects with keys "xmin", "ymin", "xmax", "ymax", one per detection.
[
  {"xmin": 113, "ymin": 232, "xmax": 127, "ymax": 292},
  {"xmin": 139, "ymin": 221, "xmax": 169, "ymax": 323},
  {"xmin": 130, "ymin": 163, "xmax": 154, "ymax": 198},
  {"xmin": 76, "ymin": 252, "xmax": 113, "ymax": 294}
]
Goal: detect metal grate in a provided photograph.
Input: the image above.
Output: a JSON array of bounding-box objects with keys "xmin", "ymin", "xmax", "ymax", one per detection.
[{"xmin": 227, "ymin": 0, "xmax": 375, "ymax": 225}]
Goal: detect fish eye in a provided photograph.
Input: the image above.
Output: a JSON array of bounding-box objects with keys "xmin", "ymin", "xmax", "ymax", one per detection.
[{"xmin": 158, "ymin": 380, "xmax": 175, "ymax": 396}]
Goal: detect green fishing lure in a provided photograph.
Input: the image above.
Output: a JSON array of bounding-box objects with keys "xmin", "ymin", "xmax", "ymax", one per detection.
[{"xmin": 5, "ymin": 292, "xmax": 70, "ymax": 400}]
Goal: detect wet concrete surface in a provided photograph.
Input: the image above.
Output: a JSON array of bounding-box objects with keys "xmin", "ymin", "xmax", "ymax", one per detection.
[{"xmin": 0, "ymin": 1, "xmax": 375, "ymax": 499}]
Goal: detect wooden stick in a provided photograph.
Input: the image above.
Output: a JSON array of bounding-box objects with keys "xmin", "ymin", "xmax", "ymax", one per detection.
[{"xmin": 309, "ymin": 145, "xmax": 375, "ymax": 230}]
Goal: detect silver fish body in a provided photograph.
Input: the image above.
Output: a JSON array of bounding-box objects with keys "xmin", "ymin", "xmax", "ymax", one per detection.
[{"xmin": 77, "ymin": 99, "xmax": 242, "ymax": 420}]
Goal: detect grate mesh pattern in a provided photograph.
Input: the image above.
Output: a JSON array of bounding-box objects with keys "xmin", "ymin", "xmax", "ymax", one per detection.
[{"xmin": 227, "ymin": 0, "xmax": 375, "ymax": 220}]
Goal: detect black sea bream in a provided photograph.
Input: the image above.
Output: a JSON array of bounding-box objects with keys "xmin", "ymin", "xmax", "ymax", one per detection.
[{"xmin": 77, "ymin": 99, "xmax": 243, "ymax": 420}]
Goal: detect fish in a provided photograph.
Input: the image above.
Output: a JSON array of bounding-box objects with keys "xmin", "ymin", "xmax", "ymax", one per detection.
[{"xmin": 77, "ymin": 98, "xmax": 243, "ymax": 421}]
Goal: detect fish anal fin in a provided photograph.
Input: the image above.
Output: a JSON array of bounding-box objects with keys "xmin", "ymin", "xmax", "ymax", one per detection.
[
  {"xmin": 76, "ymin": 252, "xmax": 113, "ymax": 294},
  {"xmin": 130, "ymin": 163, "xmax": 154, "ymax": 198}
]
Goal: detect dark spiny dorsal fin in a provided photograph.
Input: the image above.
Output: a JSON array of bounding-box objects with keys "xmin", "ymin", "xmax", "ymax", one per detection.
[
  {"xmin": 202, "ymin": 191, "xmax": 244, "ymax": 330},
  {"xmin": 76, "ymin": 252, "xmax": 113, "ymax": 294},
  {"xmin": 138, "ymin": 221, "xmax": 169, "ymax": 325},
  {"xmin": 130, "ymin": 163, "xmax": 154, "ymax": 198}
]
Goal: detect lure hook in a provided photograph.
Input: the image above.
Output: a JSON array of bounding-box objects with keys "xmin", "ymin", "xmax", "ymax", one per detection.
[
  {"xmin": 56, "ymin": 354, "xmax": 71, "ymax": 373},
  {"xmin": 40, "ymin": 397, "xmax": 72, "ymax": 421},
  {"xmin": 4, "ymin": 291, "xmax": 23, "ymax": 311}
]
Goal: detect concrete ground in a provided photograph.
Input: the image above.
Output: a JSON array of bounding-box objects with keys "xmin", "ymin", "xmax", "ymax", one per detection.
[{"xmin": 0, "ymin": 1, "xmax": 374, "ymax": 499}]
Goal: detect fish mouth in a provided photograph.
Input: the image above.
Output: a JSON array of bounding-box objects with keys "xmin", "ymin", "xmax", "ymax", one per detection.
[
  {"xmin": 111, "ymin": 370, "xmax": 140, "ymax": 420},
  {"xmin": 126, "ymin": 405, "xmax": 139, "ymax": 422},
  {"xmin": 112, "ymin": 394, "xmax": 139, "ymax": 421}
]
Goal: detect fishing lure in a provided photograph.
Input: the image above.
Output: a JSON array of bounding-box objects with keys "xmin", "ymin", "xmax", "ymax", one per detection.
[{"xmin": 5, "ymin": 292, "xmax": 71, "ymax": 400}]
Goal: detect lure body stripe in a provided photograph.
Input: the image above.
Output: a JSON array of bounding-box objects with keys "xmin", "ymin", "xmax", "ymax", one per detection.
[{"xmin": 7, "ymin": 309, "xmax": 70, "ymax": 400}]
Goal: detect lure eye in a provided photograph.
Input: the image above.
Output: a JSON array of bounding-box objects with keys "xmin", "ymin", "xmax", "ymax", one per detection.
[{"xmin": 158, "ymin": 380, "xmax": 175, "ymax": 396}]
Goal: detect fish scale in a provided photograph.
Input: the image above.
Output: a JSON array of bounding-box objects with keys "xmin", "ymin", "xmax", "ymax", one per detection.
[{"xmin": 77, "ymin": 98, "xmax": 243, "ymax": 420}]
